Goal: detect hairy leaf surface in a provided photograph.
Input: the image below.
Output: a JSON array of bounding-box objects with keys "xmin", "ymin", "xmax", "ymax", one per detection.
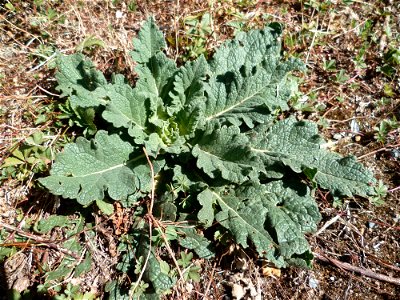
[
  {"xmin": 55, "ymin": 53, "xmax": 108, "ymax": 108},
  {"xmin": 39, "ymin": 131, "xmax": 143, "ymax": 205},
  {"xmin": 102, "ymin": 74, "xmax": 149, "ymax": 142},
  {"xmin": 41, "ymin": 17, "xmax": 381, "ymax": 289},
  {"xmin": 212, "ymin": 181, "xmax": 320, "ymax": 267},
  {"xmin": 191, "ymin": 125, "xmax": 257, "ymax": 183},
  {"xmin": 250, "ymin": 118, "xmax": 376, "ymax": 197},
  {"xmin": 178, "ymin": 227, "xmax": 214, "ymax": 259},
  {"xmin": 203, "ymin": 27, "xmax": 304, "ymax": 127},
  {"xmin": 130, "ymin": 17, "xmax": 166, "ymax": 64}
]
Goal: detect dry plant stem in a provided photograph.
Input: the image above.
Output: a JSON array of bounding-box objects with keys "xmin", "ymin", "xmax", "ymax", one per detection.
[
  {"xmin": 130, "ymin": 221, "xmax": 153, "ymax": 296},
  {"xmin": 203, "ymin": 260, "xmax": 217, "ymax": 299},
  {"xmin": 141, "ymin": 148, "xmax": 185, "ymax": 283},
  {"xmin": 0, "ymin": 221, "xmax": 80, "ymax": 259},
  {"xmin": 314, "ymin": 252, "xmax": 400, "ymax": 286},
  {"xmin": 130, "ymin": 147, "xmax": 155, "ymax": 295},
  {"xmin": 357, "ymin": 143, "xmax": 400, "ymax": 160},
  {"xmin": 366, "ymin": 253, "xmax": 400, "ymax": 273}
]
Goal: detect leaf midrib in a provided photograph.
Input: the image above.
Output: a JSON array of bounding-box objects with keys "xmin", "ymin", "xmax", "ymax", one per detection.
[
  {"xmin": 73, "ymin": 154, "xmax": 144, "ymax": 178},
  {"xmin": 212, "ymin": 191, "xmax": 278, "ymax": 248}
]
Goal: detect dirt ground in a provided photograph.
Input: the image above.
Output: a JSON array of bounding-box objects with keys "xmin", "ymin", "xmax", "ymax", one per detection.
[{"xmin": 1, "ymin": 0, "xmax": 399, "ymax": 299}]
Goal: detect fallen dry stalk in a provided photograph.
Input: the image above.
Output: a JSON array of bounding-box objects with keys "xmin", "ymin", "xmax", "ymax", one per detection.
[
  {"xmin": 314, "ymin": 252, "xmax": 400, "ymax": 286},
  {"xmin": 0, "ymin": 221, "xmax": 80, "ymax": 259}
]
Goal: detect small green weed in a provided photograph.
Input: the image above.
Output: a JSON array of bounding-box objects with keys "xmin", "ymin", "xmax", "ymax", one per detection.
[
  {"xmin": 1, "ymin": 131, "xmax": 54, "ymax": 183},
  {"xmin": 180, "ymin": 12, "xmax": 213, "ymax": 60},
  {"xmin": 374, "ymin": 118, "xmax": 399, "ymax": 144}
]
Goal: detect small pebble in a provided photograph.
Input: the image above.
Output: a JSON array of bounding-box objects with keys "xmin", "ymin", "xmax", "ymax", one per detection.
[
  {"xmin": 333, "ymin": 133, "xmax": 343, "ymax": 140},
  {"xmin": 367, "ymin": 221, "xmax": 376, "ymax": 229},
  {"xmin": 309, "ymin": 277, "xmax": 319, "ymax": 289},
  {"xmin": 115, "ymin": 10, "xmax": 124, "ymax": 19}
]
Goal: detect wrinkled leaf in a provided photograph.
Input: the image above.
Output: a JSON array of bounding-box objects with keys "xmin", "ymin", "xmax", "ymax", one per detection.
[{"xmin": 39, "ymin": 131, "xmax": 144, "ymax": 205}]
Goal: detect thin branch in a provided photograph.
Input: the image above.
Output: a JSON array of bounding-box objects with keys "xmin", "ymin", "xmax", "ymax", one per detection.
[
  {"xmin": 0, "ymin": 222, "xmax": 80, "ymax": 259},
  {"xmin": 314, "ymin": 252, "xmax": 400, "ymax": 286},
  {"xmin": 144, "ymin": 148, "xmax": 185, "ymax": 282},
  {"xmin": 143, "ymin": 147, "xmax": 155, "ymax": 213},
  {"xmin": 204, "ymin": 260, "xmax": 217, "ymax": 299},
  {"xmin": 133, "ymin": 148, "xmax": 185, "ymax": 297},
  {"xmin": 357, "ymin": 143, "xmax": 400, "ymax": 160}
]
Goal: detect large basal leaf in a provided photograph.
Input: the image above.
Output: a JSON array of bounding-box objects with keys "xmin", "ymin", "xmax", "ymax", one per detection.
[
  {"xmin": 191, "ymin": 124, "xmax": 257, "ymax": 183},
  {"xmin": 250, "ymin": 118, "xmax": 376, "ymax": 197},
  {"xmin": 55, "ymin": 53, "xmax": 108, "ymax": 108},
  {"xmin": 168, "ymin": 55, "xmax": 208, "ymax": 114},
  {"xmin": 210, "ymin": 25, "xmax": 282, "ymax": 75},
  {"xmin": 131, "ymin": 18, "xmax": 178, "ymax": 104},
  {"xmin": 203, "ymin": 27, "xmax": 304, "ymax": 127},
  {"xmin": 130, "ymin": 17, "xmax": 166, "ymax": 64},
  {"xmin": 102, "ymin": 74, "xmax": 149, "ymax": 143},
  {"xmin": 39, "ymin": 131, "xmax": 143, "ymax": 205},
  {"xmin": 210, "ymin": 181, "xmax": 320, "ymax": 267}
]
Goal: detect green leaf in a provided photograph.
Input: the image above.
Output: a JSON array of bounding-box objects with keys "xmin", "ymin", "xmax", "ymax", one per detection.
[
  {"xmin": 55, "ymin": 53, "xmax": 108, "ymax": 108},
  {"xmin": 46, "ymin": 260, "xmax": 72, "ymax": 282},
  {"xmin": 76, "ymin": 35, "xmax": 105, "ymax": 52},
  {"xmin": 136, "ymin": 53, "xmax": 178, "ymax": 102},
  {"xmin": 2, "ymin": 157, "xmax": 24, "ymax": 167},
  {"xmin": 178, "ymin": 227, "xmax": 214, "ymax": 259},
  {"xmin": 250, "ymin": 118, "xmax": 376, "ymax": 197},
  {"xmin": 191, "ymin": 124, "xmax": 256, "ymax": 183},
  {"xmin": 168, "ymin": 55, "xmax": 208, "ymax": 110},
  {"xmin": 203, "ymin": 28, "xmax": 304, "ymax": 127},
  {"xmin": 213, "ymin": 181, "xmax": 320, "ymax": 267},
  {"xmin": 139, "ymin": 243, "xmax": 176, "ymax": 293},
  {"xmin": 96, "ymin": 199, "xmax": 114, "ymax": 215},
  {"xmin": 197, "ymin": 189, "xmax": 216, "ymax": 227},
  {"xmin": 170, "ymin": 56, "xmax": 208, "ymax": 136},
  {"xmin": 209, "ymin": 26, "xmax": 282, "ymax": 74},
  {"xmin": 12, "ymin": 148, "xmax": 25, "ymax": 161},
  {"xmin": 130, "ymin": 17, "xmax": 166, "ymax": 64},
  {"xmin": 102, "ymin": 74, "xmax": 149, "ymax": 143},
  {"xmin": 39, "ymin": 131, "xmax": 145, "ymax": 205},
  {"xmin": 74, "ymin": 252, "xmax": 92, "ymax": 277},
  {"xmin": 35, "ymin": 215, "xmax": 68, "ymax": 234}
]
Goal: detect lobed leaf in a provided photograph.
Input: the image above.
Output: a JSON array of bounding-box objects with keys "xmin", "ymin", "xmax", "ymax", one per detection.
[
  {"xmin": 55, "ymin": 53, "xmax": 108, "ymax": 108},
  {"xmin": 130, "ymin": 17, "xmax": 166, "ymax": 64},
  {"xmin": 250, "ymin": 118, "xmax": 376, "ymax": 197},
  {"xmin": 191, "ymin": 124, "xmax": 257, "ymax": 183},
  {"xmin": 203, "ymin": 27, "xmax": 304, "ymax": 127},
  {"xmin": 102, "ymin": 74, "xmax": 149, "ymax": 143},
  {"xmin": 211, "ymin": 181, "xmax": 320, "ymax": 267},
  {"xmin": 178, "ymin": 227, "xmax": 215, "ymax": 259},
  {"xmin": 39, "ymin": 131, "xmax": 143, "ymax": 205}
]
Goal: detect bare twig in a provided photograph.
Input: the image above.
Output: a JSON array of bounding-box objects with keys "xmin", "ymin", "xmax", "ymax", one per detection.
[
  {"xmin": 144, "ymin": 148, "xmax": 185, "ymax": 281},
  {"xmin": 130, "ymin": 149, "xmax": 155, "ymax": 296},
  {"xmin": 131, "ymin": 148, "xmax": 185, "ymax": 297},
  {"xmin": 388, "ymin": 185, "xmax": 400, "ymax": 193},
  {"xmin": 357, "ymin": 143, "xmax": 400, "ymax": 160},
  {"xmin": 0, "ymin": 222, "xmax": 80, "ymax": 259},
  {"xmin": 305, "ymin": 16, "xmax": 319, "ymax": 65},
  {"xmin": 314, "ymin": 252, "xmax": 400, "ymax": 286},
  {"xmin": 203, "ymin": 260, "xmax": 217, "ymax": 299}
]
